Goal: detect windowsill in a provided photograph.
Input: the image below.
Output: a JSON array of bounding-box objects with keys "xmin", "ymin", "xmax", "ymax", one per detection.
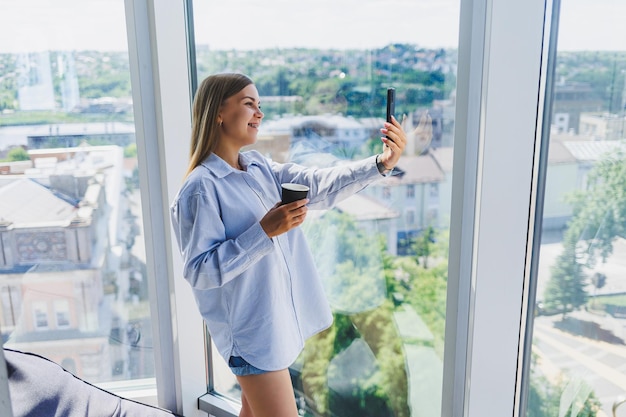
[
  {"xmin": 95, "ymin": 377, "xmax": 159, "ymax": 407},
  {"xmin": 198, "ymin": 392, "xmax": 240, "ymax": 417}
]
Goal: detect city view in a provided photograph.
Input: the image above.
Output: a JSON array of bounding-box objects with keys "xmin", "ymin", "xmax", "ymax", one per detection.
[{"xmin": 1, "ymin": 1, "xmax": 626, "ymax": 416}]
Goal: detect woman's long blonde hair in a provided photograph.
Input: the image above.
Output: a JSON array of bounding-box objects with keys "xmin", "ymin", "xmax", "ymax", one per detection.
[{"xmin": 184, "ymin": 73, "xmax": 254, "ymax": 179}]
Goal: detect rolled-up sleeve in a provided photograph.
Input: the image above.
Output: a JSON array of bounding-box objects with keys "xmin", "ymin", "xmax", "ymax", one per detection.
[
  {"xmin": 272, "ymin": 154, "xmax": 381, "ymax": 210},
  {"xmin": 170, "ymin": 191, "xmax": 274, "ymax": 290}
]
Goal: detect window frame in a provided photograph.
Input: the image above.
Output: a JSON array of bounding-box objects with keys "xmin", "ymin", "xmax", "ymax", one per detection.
[
  {"xmin": 514, "ymin": 0, "xmax": 562, "ymax": 414},
  {"xmin": 32, "ymin": 301, "xmax": 49, "ymax": 331},
  {"xmin": 442, "ymin": 0, "xmax": 552, "ymax": 416},
  {"xmin": 53, "ymin": 299, "xmax": 71, "ymax": 329},
  {"xmin": 0, "ymin": 347, "xmax": 11, "ymax": 417},
  {"xmin": 124, "ymin": 0, "xmax": 205, "ymax": 415},
  {"xmin": 407, "ymin": 184, "xmax": 416, "ymax": 199}
]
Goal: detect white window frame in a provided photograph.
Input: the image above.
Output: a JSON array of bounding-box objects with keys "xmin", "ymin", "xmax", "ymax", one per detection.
[
  {"xmin": 443, "ymin": 1, "xmax": 551, "ymax": 417},
  {"xmin": 53, "ymin": 299, "xmax": 71, "ymax": 329},
  {"xmin": 1, "ymin": 285, "xmax": 20, "ymax": 328},
  {"xmin": 0, "ymin": 347, "xmax": 11, "ymax": 417},
  {"xmin": 32, "ymin": 301, "xmax": 49, "ymax": 331},
  {"xmin": 125, "ymin": 0, "xmax": 205, "ymax": 416},
  {"xmin": 406, "ymin": 184, "xmax": 416, "ymax": 199}
]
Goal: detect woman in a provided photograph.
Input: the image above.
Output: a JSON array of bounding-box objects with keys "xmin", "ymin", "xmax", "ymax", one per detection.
[{"xmin": 170, "ymin": 73, "xmax": 406, "ymax": 417}]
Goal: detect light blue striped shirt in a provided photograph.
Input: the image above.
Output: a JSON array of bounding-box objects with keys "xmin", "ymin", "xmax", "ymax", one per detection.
[{"xmin": 170, "ymin": 150, "xmax": 382, "ymax": 371}]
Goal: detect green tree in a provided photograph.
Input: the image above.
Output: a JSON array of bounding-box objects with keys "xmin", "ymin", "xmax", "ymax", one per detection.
[
  {"xmin": 299, "ymin": 211, "xmax": 409, "ymax": 417},
  {"xmin": 543, "ymin": 244, "xmax": 587, "ymax": 316},
  {"xmin": 124, "ymin": 143, "xmax": 137, "ymax": 158},
  {"xmin": 526, "ymin": 352, "xmax": 601, "ymax": 417},
  {"xmin": 527, "ymin": 374, "xmax": 601, "ymax": 417},
  {"xmin": 569, "ymin": 150, "xmax": 626, "ymax": 264},
  {"xmin": 396, "ymin": 256, "xmax": 448, "ymax": 353},
  {"xmin": 6, "ymin": 147, "xmax": 29, "ymax": 161},
  {"xmin": 304, "ymin": 78, "xmax": 348, "ymax": 115},
  {"xmin": 543, "ymin": 150, "xmax": 626, "ymax": 315},
  {"xmin": 411, "ymin": 225, "xmax": 436, "ymax": 268}
]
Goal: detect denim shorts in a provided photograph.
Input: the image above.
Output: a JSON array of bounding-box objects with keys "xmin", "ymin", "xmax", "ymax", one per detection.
[{"xmin": 228, "ymin": 356, "xmax": 268, "ymax": 376}]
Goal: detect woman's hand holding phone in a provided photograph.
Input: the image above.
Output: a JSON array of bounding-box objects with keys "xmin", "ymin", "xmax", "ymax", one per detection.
[{"xmin": 379, "ymin": 87, "xmax": 406, "ymax": 170}]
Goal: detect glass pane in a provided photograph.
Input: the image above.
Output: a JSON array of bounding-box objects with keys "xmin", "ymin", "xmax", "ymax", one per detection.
[
  {"xmin": 191, "ymin": 1, "xmax": 460, "ymax": 415},
  {"xmin": 0, "ymin": 0, "xmax": 157, "ymax": 403},
  {"xmin": 528, "ymin": 1, "xmax": 626, "ymax": 416}
]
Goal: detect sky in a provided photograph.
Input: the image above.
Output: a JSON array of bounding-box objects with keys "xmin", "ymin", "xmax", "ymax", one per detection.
[{"xmin": 0, "ymin": 0, "xmax": 625, "ymax": 53}]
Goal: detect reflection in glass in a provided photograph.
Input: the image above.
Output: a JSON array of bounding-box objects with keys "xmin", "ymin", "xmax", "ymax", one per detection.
[
  {"xmin": 528, "ymin": 2, "xmax": 626, "ymax": 416},
  {"xmin": 192, "ymin": 1, "xmax": 459, "ymax": 415},
  {"xmin": 0, "ymin": 0, "xmax": 156, "ymax": 399}
]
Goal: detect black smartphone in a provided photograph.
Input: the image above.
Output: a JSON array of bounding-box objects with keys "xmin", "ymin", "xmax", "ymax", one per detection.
[
  {"xmin": 386, "ymin": 87, "xmax": 395, "ymax": 123},
  {"xmin": 386, "ymin": 87, "xmax": 395, "ymax": 139}
]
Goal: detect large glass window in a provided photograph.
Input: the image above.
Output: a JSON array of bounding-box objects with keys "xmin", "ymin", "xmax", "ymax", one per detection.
[
  {"xmin": 0, "ymin": 0, "xmax": 158, "ymax": 405},
  {"xmin": 526, "ymin": 1, "xmax": 626, "ymax": 416},
  {"xmin": 191, "ymin": 1, "xmax": 460, "ymax": 415}
]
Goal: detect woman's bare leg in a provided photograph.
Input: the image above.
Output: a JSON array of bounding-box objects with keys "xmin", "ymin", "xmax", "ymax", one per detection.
[
  {"xmin": 236, "ymin": 369, "xmax": 298, "ymax": 417},
  {"xmin": 239, "ymin": 391, "xmax": 254, "ymax": 417}
]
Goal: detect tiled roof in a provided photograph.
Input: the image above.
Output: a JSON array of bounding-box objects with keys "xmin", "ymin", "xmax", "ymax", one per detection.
[
  {"xmin": 547, "ymin": 140, "xmax": 577, "ymax": 164},
  {"xmin": 335, "ymin": 193, "xmax": 399, "ymax": 220},
  {"xmin": 562, "ymin": 140, "xmax": 625, "ymax": 162},
  {"xmin": 429, "ymin": 141, "xmax": 581, "ymax": 168},
  {"xmin": 383, "ymin": 154, "xmax": 445, "ymax": 184},
  {"xmin": 0, "ymin": 178, "xmax": 77, "ymax": 226},
  {"xmin": 429, "ymin": 147, "xmax": 454, "ymax": 172}
]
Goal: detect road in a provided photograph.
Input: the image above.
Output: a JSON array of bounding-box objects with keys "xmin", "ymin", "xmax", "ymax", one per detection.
[
  {"xmin": 533, "ymin": 315, "xmax": 626, "ymax": 417},
  {"xmin": 531, "ymin": 237, "xmax": 626, "ymax": 416}
]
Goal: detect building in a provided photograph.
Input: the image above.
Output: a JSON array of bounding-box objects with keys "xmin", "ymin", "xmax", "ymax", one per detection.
[
  {"xmin": 361, "ymin": 153, "xmax": 446, "ymax": 255},
  {"xmin": 0, "ymin": 145, "xmax": 142, "ymax": 382},
  {"xmin": 58, "ymin": 51, "xmax": 81, "ymax": 112},
  {"xmin": 552, "ymin": 81, "xmax": 604, "ymax": 134},
  {"xmin": 539, "ymin": 138, "xmax": 579, "ymax": 231},
  {"xmin": 578, "ymin": 112, "xmax": 626, "ymax": 140},
  {"xmin": 16, "ymin": 52, "xmax": 55, "ymax": 111},
  {"xmin": 0, "ymin": 123, "xmax": 136, "ymax": 152}
]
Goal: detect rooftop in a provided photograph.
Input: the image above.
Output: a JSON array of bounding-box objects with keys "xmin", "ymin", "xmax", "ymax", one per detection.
[{"xmin": 0, "ymin": 178, "xmax": 78, "ymax": 226}]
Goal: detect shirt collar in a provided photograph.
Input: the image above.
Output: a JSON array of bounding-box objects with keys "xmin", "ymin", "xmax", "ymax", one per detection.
[{"xmin": 200, "ymin": 152, "xmax": 259, "ymax": 178}]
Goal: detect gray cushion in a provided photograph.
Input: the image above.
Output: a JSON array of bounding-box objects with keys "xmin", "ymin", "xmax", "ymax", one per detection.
[{"xmin": 5, "ymin": 349, "xmax": 182, "ymax": 417}]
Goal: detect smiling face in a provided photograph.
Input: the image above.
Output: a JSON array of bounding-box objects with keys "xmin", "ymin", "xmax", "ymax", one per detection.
[{"xmin": 218, "ymin": 84, "xmax": 264, "ymax": 150}]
